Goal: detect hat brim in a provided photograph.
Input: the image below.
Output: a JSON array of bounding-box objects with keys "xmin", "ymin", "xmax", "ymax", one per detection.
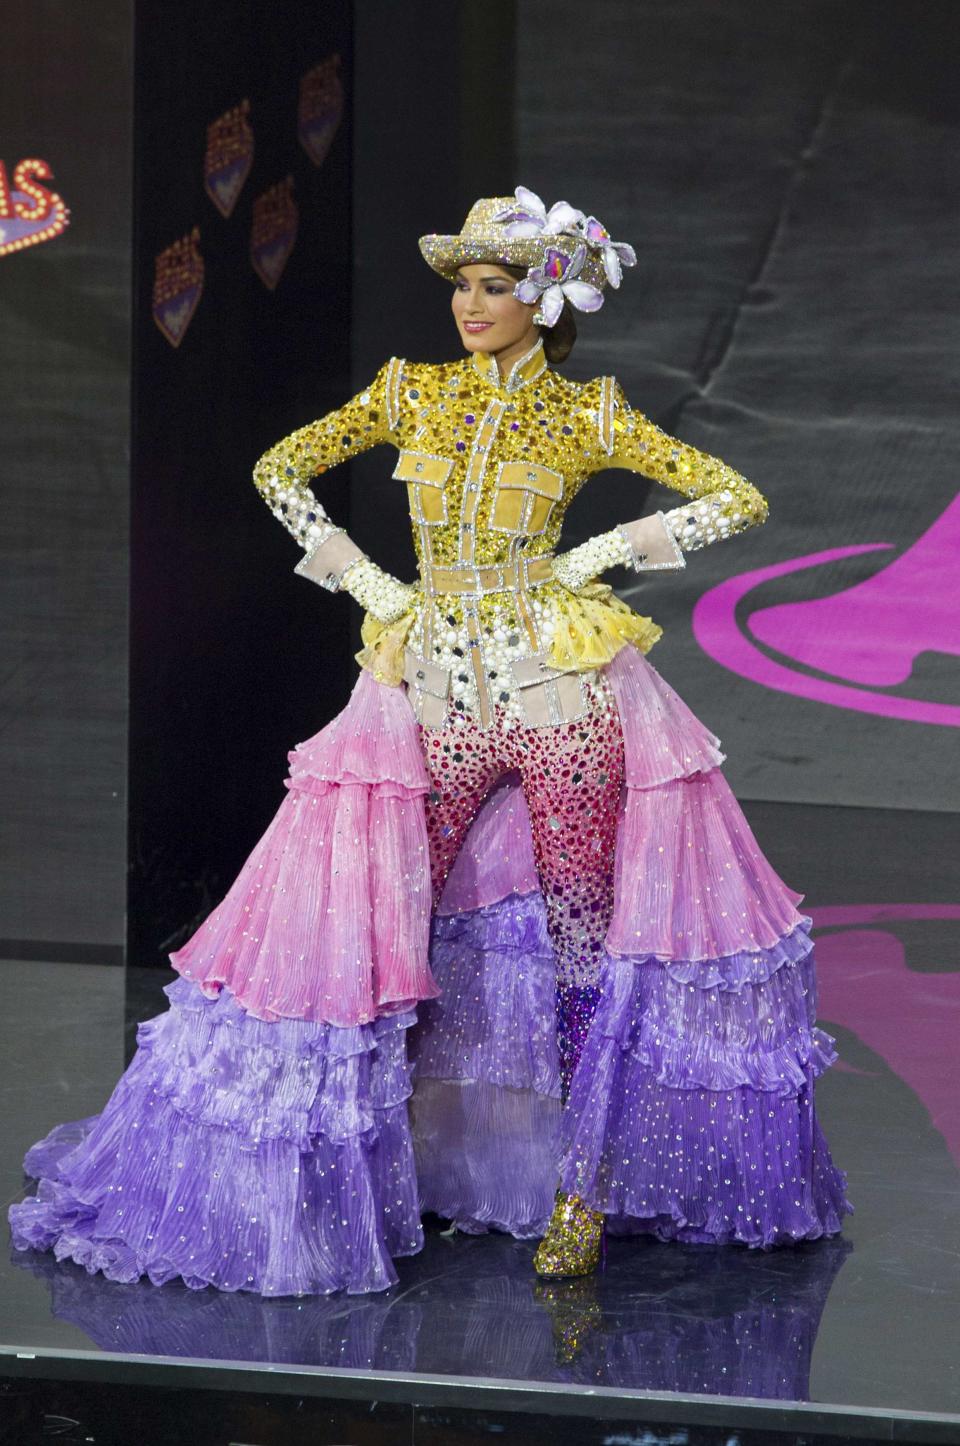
[
  {"xmin": 418, "ymin": 231, "xmax": 607, "ymax": 291},
  {"xmin": 418, "ymin": 231, "xmax": 549, "ymax": 281}
]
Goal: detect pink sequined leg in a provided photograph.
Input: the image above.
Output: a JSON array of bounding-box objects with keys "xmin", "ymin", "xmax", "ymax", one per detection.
[
  {"xmin": 507, "ymin": 682, "xmax": 625, "ymax": 1097},
  {"xmin": 418, "ymin": 713, "xmax": 506, "ymax": 904}
]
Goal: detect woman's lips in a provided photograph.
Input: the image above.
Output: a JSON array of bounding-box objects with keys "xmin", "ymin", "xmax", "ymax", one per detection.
[{"xmin": 463, "ymin": 321, "xmax": 493, "ymax": 332}]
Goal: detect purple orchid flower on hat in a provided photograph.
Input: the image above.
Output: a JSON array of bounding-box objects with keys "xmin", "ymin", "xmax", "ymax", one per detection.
[
  {"xmin": 513, "ymin": 242, "xmax": 604, "ymax": 327},
  {"xmin": 491, "ymin": 185, "xmax": 637, "ymax": 320},
  {"xmin": 492, "ymin": 185, "xmax": 585, "ymax": 239},
  {"xmin": 582, "ymin": 214, "xmax": 637, "ymax": 288}
]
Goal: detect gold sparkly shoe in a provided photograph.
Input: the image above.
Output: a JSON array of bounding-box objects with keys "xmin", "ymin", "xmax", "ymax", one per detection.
[{"xmin": 533, "ymin": 1190, "xmax": 605, "ymax": 1278}]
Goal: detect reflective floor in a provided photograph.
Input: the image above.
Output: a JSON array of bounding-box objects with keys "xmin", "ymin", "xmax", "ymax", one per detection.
[{"xmin": 2, "ymin": 800, "xmax": 959, "ymax": 1424}]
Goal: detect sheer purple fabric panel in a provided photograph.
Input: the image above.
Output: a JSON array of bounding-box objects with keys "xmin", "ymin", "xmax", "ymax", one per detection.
[
  {"xmin": 410, "ymin": 892, "xmax": 561, "ymax": 1235},
  {"xmin": 10, "ymin": 980, "xmax": 422, "ymax": 1296}
]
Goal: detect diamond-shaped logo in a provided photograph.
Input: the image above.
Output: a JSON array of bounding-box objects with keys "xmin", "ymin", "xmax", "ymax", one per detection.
[
  {"xmin": 203, "ymin": 100, "xmax": 254, "ymax": 219},
  {"xmin": 250, "ymin": 176, "xmax": 298, "ymax": 291},
  {"xmin": 298, "ymin": 55, "xmax": 344, "ymax": 168},
  {"xmin": 153, "ymin": 227, "xmax": 204, "ymax": 347}
]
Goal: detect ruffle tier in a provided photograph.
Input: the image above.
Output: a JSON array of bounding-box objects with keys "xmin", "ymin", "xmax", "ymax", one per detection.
[
  {"xmin": 608, "ymin": 769, "xmax": 808, "ymax": 963},
  {"xmin": 9, "ymin": 978, "xmax": 422, "ymax": 1296},
  {"xmin": 545, "ymin": 582, "xmax": 663, "ymax": 672},
  {"xmin": 582, "ymin": 939, "xmax": 833, "ymax": 1097},
  {"xmin": 414, "ymin": 893, "xmax": 558, "ymax": 1096},
  {"xmin": 559, "ymin": 952, "xmax": 851, "ymax": 1246},
  {"xmin": 604, "ymin": 642, "xmax": 727, "ymax": 790},
  {"xmin": 171, "ymin": 669, "xmax": 439, "ymax": 1027}
]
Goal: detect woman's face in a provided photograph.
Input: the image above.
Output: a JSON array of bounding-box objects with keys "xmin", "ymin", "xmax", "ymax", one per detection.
[{"xmin": 451, "ymin": 263, "xmax": 538, "ymax": 357}]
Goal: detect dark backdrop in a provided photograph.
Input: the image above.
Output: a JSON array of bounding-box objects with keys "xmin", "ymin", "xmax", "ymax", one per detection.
[
  {"xmin": 128, "ymin": 0, "xmax": 354, "ymax": 965},
  {"xmin": 513, "ymin": 0, "xmax": 959, "ymax": 813},
  {"xmin": 0, "ymin": 1, "xmax": 131, "ymax": 962}
]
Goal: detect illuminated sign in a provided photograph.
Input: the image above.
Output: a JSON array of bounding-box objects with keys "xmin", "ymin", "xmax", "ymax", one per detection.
[{"xmin": 0, "ymin": 158, "xmax": 70, "ymax": 257}]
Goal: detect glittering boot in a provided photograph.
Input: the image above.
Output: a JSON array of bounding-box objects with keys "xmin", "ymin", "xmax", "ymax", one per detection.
[{"xmin": 533, "ymin": 1190, "xmax": 605, "ymax": 1278}]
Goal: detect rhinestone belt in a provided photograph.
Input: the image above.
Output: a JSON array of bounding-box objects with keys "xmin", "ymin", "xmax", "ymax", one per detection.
[{"xmin": 421, "ymin": 555, "xmax": 554, "ymax": 597}]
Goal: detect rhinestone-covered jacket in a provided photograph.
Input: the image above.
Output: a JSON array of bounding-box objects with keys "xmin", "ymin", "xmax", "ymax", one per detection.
[{"xmin": 253, "ymin": 338, "xmax": 767, "ymax": 727}]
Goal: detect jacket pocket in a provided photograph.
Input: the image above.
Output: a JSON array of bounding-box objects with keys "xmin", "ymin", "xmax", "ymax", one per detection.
[
  {"xmin": 402, "ymin": 648, "xmax": 451, "ymax": 729},
  {"xmin": 490, "ymin": 461, "xmax": 564, "ymax": 536},
  {"xmin": 392, "ymin": 450, "xmax": 454, "ymax": 526},
  {"xmin": 510, "ymin": 653, "xmax": 588, "ymax": 727}
]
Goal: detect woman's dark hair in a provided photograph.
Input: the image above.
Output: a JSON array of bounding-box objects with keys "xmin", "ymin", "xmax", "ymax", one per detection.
[{"xmin": 499, "ymin": 263, "xmax": 578, "ymax": 364}]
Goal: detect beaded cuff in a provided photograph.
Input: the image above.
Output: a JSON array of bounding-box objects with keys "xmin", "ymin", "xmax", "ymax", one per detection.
[
  {"xmin": 340, "ymin": 557, "xmax": 417, "ymax": 624},
  {"xmin": 552, "ymin": 528, "xmax": 633, "ymax": 593},
  {"xmin": 616, "ymin": 512, "xmax": 686, "ymax": 572},
  {"xmin": 293, "ymin": 529, "xmax": 366, "ymax": 592}
]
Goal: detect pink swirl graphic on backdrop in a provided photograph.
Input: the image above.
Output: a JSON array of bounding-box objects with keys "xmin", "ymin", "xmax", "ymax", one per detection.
[
  {"xmin": 812, "ymin": 905, "xmax": 960, "ymax": 1168},
  {"xmin": 692, "ymin": 494, "xmax": 960, "ymax": 727}
]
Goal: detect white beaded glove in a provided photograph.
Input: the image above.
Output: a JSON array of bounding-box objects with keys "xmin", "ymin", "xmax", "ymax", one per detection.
[
  {"xmin": 339, "ymin": 557, "xmax": 417, "ymax": 624},
  {"xmin": 552, "ymin": 527, "xmax": 633, "ymax": 593},
  {"xmin": 552, "ymin": 512, "xmax": 686, "ymax": 593},
  {"xmin": 293, "ymin": 534, "xmax": 415, "ymax": 623}
]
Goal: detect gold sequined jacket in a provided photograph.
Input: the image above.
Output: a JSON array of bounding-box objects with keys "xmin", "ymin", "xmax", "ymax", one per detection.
[{"xmin": 253, "ymin": 337, "xmax": 767, "ymax": 729}]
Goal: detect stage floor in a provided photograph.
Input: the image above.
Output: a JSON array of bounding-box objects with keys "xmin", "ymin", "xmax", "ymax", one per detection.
[{"xmin": 2, "ymin": 799, "xmax": 958, "ymax": 1441}]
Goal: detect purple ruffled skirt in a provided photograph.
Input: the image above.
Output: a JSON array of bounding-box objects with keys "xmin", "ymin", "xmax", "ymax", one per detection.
[
  {"xmin": 9, "ymin": 646, "xmax": 850, "ymax": 1294},
  {"xmin": 9, "ymin": 981, "xmax": 421, "ymax": 1295}
]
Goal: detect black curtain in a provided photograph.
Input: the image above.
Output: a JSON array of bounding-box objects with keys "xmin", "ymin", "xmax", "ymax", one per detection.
[{"xmin": 129, "ymin": 0, "xmax": 354, "ymax": 965}]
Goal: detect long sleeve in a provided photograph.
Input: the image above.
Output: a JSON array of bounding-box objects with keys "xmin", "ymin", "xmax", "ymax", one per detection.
[
  {"xmin": 252, "ymin": 355, "xmax": 416, "ymax": 621},
  {"xmin": 252, "ymin": 356, "xmax": 401, "ymax": 552},
  {"xmin": 599, "ymin": 379, "xmax": 768, "ymax": 551}
]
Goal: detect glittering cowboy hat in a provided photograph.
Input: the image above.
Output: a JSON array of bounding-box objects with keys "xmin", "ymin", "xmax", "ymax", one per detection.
[{"xmin": 419, "ymin": 186, "xmax": 637, "ymax": 327}]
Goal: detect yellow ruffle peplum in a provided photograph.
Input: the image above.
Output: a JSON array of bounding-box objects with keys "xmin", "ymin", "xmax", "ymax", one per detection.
[
  {"xmin": 546, "ymin": 582, "xmax": 661, "ymax": 671},
  {"xmin": 356, "ymin": 582, "xmax": 660, "ymax": 690},
  {"xmin": 356, "ymin": 609, "xmax": 416, "ymax": 687}
]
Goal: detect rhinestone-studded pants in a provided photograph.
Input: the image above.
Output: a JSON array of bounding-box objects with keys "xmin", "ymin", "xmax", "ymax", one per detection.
[{"xmin": 419, "ymin": 682, "xmax": 625, "ymax": 1096}]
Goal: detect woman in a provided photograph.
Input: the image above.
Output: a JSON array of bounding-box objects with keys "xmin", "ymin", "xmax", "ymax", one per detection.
[{"xmin": 10, "ymin": 188, "xmax": 850, "ymax": 1294}]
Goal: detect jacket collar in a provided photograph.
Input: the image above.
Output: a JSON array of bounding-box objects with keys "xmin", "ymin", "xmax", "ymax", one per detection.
[{"xmin": 470, "ymin": 336, "xmax": 548, "ymax": 394}]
